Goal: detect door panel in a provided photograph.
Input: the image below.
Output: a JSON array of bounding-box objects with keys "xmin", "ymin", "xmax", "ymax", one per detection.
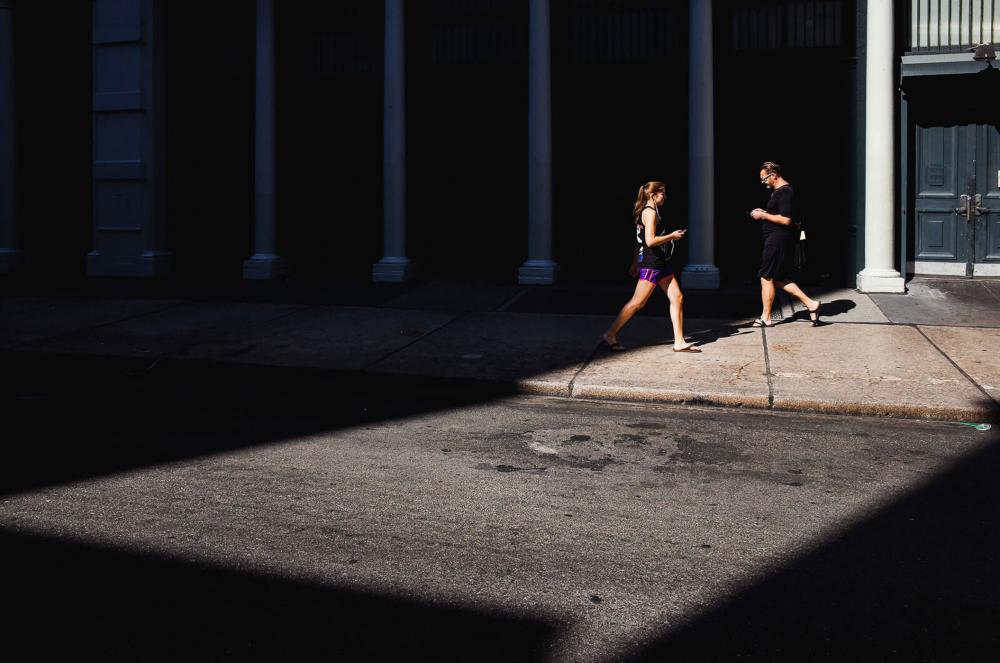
[
  {"xmin": 978, "ymin": 123, "xmax": 1000, "ymax": 264},
  {"xmin": 915, "ymin": 124, "xmax": 970, "ymax": 262}
]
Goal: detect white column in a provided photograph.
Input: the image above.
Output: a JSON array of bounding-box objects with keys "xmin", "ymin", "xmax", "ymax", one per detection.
[
  {"xmin": 681, "ymin": 0, "xmax": 720, "ymax": 289},
  {"xmin": 244, "ymin": 0, "xmax": 286, "ymax": 280},
  {"xmin": 0, "ymin": 1, "xmax": 19, "ymax": 272},
  {"xmin": 373, "ymin": 0, "xmax": 414, "ymax": 282},
  {"xmin": 857, "ymin": 0, "xmax": 904, "ymax": 293},
  {"xmin": 518, "ymin": 0, "xmax": 558, "ymax": 285}
]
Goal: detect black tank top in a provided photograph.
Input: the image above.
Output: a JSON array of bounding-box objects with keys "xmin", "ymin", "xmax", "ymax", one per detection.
[{"xmin": 636, "ymin": 205, "xmax": 672, "ymax": 269}]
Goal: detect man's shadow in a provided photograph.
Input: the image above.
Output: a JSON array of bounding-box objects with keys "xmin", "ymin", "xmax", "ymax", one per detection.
[{"xmin": 783, "ymin": 298, "xmax": 856, "ymax": 325}]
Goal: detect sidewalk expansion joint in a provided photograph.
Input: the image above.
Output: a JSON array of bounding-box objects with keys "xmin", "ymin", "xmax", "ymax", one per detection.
[
  {"xmin": 761, "ymin": 327, "xmax": 775, "ymax": 408},
  {"xmin": 12, "ymin": 300, "xmax": 192, "ymax": 352},
  {"xmin": 567, "ymin": 340, "xmax": 603, "ymax": 397},
  {"xmin": 914, "ymin": 324, "xmax": 998, "ymax": 406},
  {"xmin": 119, "ymin": 304, "xmax": 313, "ymax": 377},
  {"xmin": 360, "ymin": 311, "xmax": 471, "ymax": 371},
  {"xmin": 495, "ymin": 288, "xmax": 530, "ymax": 312}
]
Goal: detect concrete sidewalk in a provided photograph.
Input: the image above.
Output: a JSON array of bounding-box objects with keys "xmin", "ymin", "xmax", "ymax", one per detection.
[{"xmin": 2, "ymin": 279, "xmax": 998, "ymax": 422}]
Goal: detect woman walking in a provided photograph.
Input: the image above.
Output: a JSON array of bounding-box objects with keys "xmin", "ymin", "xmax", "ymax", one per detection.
[{"xmin": 601, "ymin": 181, "xmax": 701, "ymax": 353}]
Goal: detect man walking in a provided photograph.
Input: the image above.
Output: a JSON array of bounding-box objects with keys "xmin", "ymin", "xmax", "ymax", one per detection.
[{"xmin": 749, "ymin": 161, "xmax": 822, "ymax": 326}]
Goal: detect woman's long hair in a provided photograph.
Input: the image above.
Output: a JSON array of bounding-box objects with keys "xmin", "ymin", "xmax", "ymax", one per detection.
[{"xmin": 632, "ymin": 181, "xmax": 666, "ymax": 224}]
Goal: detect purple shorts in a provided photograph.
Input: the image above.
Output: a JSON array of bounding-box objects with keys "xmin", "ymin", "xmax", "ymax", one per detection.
[{"xmin": 637, "ymin": 267, "xmax": 673, "ymax": 283}]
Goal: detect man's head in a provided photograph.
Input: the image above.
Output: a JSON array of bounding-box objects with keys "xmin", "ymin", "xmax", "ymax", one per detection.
[{"xmin": 759, "ymin": 161, "xmax": 781, "ymax": 189}]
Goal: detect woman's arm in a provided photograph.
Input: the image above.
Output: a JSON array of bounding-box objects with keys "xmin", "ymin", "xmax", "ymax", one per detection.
[{"xmin": 643, "ymin": 209, "xmax": 685, "ymax": 246}]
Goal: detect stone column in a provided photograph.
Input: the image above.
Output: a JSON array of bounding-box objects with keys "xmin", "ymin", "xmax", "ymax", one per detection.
[
  {"xmin": 244, "ymin": 0, "xmax": 286, "ymax": 279},
  {"xmin": 0, "ymin": 1, "xmax": 19, "ymax": 272},
  {"xmin": 681, "ymin": 0, "xmax": 720, "ymax": 289},
  {"xmin": 518, "ymin": 0, "xmax": 558, "ymax": 285},
  {"xmin": 856, "ymin": 0, "xmax": 904, "ymax": 292},
  {"xmin": 373, "ymin": 0, "xmax": 413, "ymax": 282}
]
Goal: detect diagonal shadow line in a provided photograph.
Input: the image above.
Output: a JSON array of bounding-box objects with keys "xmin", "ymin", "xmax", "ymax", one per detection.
[
  {"xmin": 0, "ymin": 350, "xmax": 519, "ymax": 497},
  {"xmin": 0, "ymin": 527, "xmax": 557, "ymax": 660},
  {"xmin": 626, "ymin": 405, "xmax": 1000, "ymax": 662}
]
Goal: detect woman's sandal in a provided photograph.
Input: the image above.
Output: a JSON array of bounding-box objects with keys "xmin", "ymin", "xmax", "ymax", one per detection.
[
  {"xmin": 600, "ymin": 337, "xmax": 626, "ymax": 351},
  {"xmin": 807, "ymin": 301, "xmax": 822, "ymax": 327},
  {"xmin": 672, "ymin": 345, "xmax": 702, "ymax": 353},
  {"xmin": 751, "ymin": 318, "xmax": 775, "ymax": 328}
]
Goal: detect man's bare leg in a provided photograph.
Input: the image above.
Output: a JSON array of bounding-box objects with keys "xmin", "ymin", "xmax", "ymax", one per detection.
[
  {"xmin": 760, "ymin": 277, "xmax": 776, "ymax": 324},
  {"xmin": 776, "ymin": 280, "xmax": 820, "ymax": 316}
]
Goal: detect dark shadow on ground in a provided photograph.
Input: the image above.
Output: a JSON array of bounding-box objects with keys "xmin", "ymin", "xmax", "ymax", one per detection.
[
  {"xmin": 2, "ymin": 351, "xmax": 557, "ymax": 656},
  {"xmin": 1, "ymin": 529, "xmax": 555, "ymax": 660},
  {"xmin": 629, "ymin": 406, "xmax": 1000, "ymax": 662},
  {"xmin": 0, "ymin": 273, "xmax": 414, "ymax": 307},
  {"xmin": 0, "ymin": 351, "xmax": 516, "ymax": 496}
]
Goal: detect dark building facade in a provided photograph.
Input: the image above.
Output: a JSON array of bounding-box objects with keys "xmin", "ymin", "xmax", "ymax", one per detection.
[{"xmin": 0, "ymin": 1, "xmax": 997, "ymax": 290}]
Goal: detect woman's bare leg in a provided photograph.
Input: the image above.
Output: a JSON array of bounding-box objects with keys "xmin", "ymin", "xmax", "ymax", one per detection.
[
  {"xmin": 661, "ymin": 276, "xmax": 695, "ymax": 350},
  {"xmin": 603, "ymin": 279, "xmax": 657, "ymax": 344}
]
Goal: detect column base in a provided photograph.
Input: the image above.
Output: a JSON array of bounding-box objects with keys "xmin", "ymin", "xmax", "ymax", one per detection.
[
  {"xmin": 87, "ymin": 250, "xmax": 172, "ymax": 277},
  {"xmin": 518, "ymin": 260, "xmax": 559, "ymax": 285},
  {"xmin": 243, "ymin": 253, "xmax": 287, "ymax": 280},
  {"xmin": 373, "ymin": 257, "xmax": 415, "ymax": 283},
  {"xmin": 681, "ymin": 264, "xmax": 720, "ymax": 289},
  {"xmin": 857, "ymin": 268, "xmax": 905, "ymax": 293},
  {"xmin": 0, "ymin": 248, "xmax": 21, "ymax": 273}
]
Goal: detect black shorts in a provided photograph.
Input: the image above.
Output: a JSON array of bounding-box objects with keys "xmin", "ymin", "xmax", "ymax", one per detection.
[{"xmin": 758, "ymin": 236, "xmax": 796, "ymax": 281}]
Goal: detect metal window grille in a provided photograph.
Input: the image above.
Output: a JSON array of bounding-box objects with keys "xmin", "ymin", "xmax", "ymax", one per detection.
[{"xmin": 909, "ymin": 0, "xmax": 1000, "ymax": 52}]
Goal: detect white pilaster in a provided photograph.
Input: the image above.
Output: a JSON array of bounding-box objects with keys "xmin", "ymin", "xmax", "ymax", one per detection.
[
  {"xmin": 0, "ymin": 1, "xmax": 19, "ymax": 272},
  {"xmin": 681, "ymin": 0, "xmax": 720, "ymax": 289},
  {"xmin": 373, "ymin": 0, "xmax": 414, "ymax": 282},
  {"xmin": 244, "ymin": 0, "xmax": 286, "ymax": 280},
  {"xmin": 857, "ymin": 0, "xmax": 904, "ymax": 293},
  {"xmin": 518, "ymin": 0, "xmax": 558, "ymax": 285}
]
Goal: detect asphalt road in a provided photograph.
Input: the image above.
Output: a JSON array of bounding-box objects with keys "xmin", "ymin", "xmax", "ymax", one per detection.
[{"xmin": 2, "ymin": 354, "xmax": 998, "ymax": 661}]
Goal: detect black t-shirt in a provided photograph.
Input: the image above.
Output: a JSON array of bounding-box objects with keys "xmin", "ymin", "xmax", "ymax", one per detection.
[{"xmin": 762, "ymin": 185, "xmax": 796, "ymax": 240}]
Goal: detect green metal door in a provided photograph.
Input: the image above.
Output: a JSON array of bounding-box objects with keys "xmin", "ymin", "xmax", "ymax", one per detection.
[
  {"xmin": 914, "ymin": 123, "xmax": 974, "ymax": 272},
  {"xmin": 975, "ymin": 123, "xmax": 1000, "ymax": 273},
  {"xmin": 915, "ymin": 121, "xmax": 1000, "ymax": 277}
]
